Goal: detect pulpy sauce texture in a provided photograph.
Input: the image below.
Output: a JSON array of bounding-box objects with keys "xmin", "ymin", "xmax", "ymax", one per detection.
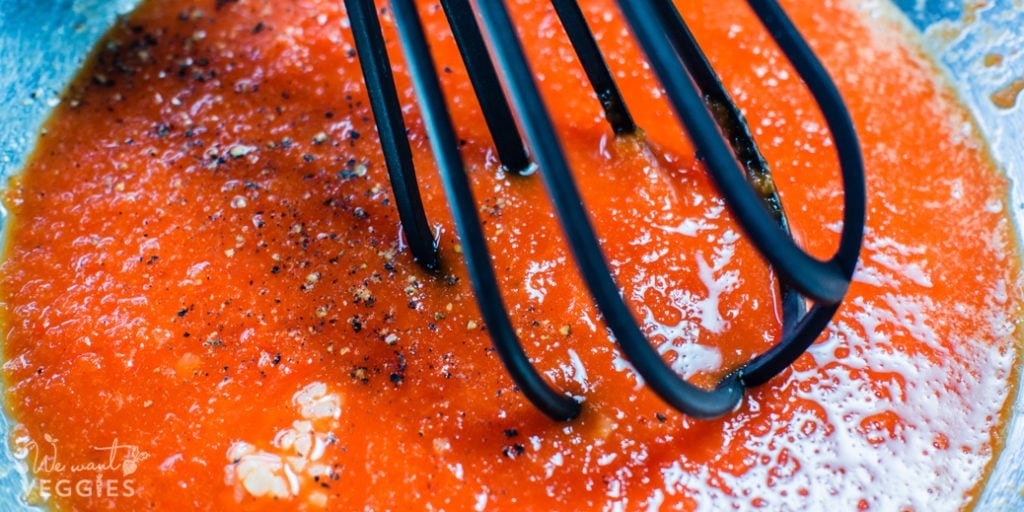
[{"xmin": 1, "ymin": 0, "xmax": 1021, "ymax": 510}]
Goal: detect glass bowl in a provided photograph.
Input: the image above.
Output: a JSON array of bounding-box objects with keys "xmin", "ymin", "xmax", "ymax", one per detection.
[{"xmin": 0, "ymin": 0, "xmax": 1021, "ymax": 509}]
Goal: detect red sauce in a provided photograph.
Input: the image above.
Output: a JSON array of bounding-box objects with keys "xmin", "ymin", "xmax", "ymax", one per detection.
[{"xmin": 2, "ymin": 0, "xmax": 1020, "ymax": 510}]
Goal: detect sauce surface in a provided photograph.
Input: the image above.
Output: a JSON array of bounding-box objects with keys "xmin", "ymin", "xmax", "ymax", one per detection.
[{"xmin": 2, "ymin": 0, "xmax": 1021, "ymax": 510}]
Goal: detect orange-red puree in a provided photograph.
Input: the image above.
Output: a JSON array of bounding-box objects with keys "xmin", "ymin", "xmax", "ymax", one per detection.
[{"xmin": 1, "ymin": 0, "xmax": 1021, "ymax": 510}]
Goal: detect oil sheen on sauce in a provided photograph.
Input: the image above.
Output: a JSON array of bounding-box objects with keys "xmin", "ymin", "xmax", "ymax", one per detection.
[{"xmin": 1, "ymin": 0, "xmax": 1021, "ymax": 510}]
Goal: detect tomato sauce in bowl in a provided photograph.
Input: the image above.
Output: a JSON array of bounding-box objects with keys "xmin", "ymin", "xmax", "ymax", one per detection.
[{"xmin": 1, "ymin": 0, "xmax": 1021, "ymax": 510}]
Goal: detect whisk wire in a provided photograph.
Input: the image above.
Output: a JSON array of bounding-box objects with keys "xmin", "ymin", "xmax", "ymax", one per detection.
[
  {"xmin": 439, "ymin": 0, "xmax": 532, "ymax": 174},
  {"xmin": 549, "ymin": 0, "xmax": 637, "ymax": 135},
  {"xmin": 647, "ymin": 0, "xmax": 809, "ymax": 372},
  {"xmin": 344, "ymin": 0, "xmax": 440, "ymax": 271},
  {"xmin": 746, "ymin": 0, "xmax": 866, "ymax": 272},
  {"xmin": 613, "ymin": 0, "xmax": 866, "ymax": 386},
  {"xmin": 475, "ymin": 0, "xmax": 748, "ymax": 418},
  {"xmin": 616, "ymin": 0, "xmax": 862, "ymax": 305},
  {"xmin": 386, "ymin": 0, "xmax": 584, "ymax": 420}
]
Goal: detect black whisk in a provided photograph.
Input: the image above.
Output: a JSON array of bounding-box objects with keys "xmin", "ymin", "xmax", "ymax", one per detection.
[{"xmin": 342, "ymin": 0, "xmax": 866, "ymax": 421}]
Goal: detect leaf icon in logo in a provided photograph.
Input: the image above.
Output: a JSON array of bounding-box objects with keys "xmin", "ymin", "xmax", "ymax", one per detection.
[{"xmin": 122, "ymin": 458, "xmax": 138, "ymax": 476}]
